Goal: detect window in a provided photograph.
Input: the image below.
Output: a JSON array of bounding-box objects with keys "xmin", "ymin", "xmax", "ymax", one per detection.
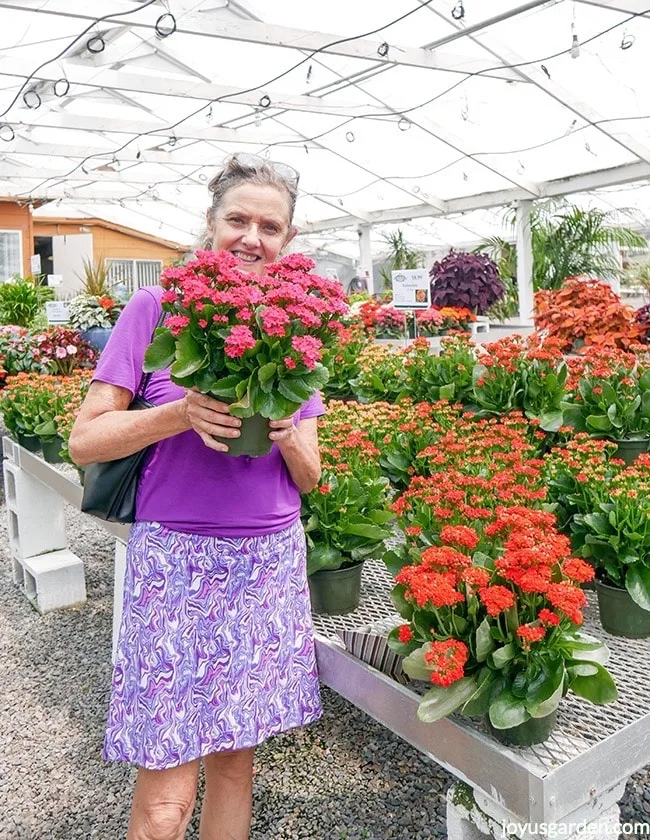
[
  {"xmin": 106, "ymin": 259, "xmax": 163, "ymax": 294},
  {"xmin": 0, "ymin": 230, "xmax": 23, "ymax": 282}
]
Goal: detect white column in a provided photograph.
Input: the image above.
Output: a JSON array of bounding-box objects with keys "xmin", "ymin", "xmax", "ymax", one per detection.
[
  {"xmin": 357, "ymin": 224, "xmax": 374, "ymax": 295},
  {"xmin": 515, "ymin": 200, "xmax": 534, "ymax": 326}
]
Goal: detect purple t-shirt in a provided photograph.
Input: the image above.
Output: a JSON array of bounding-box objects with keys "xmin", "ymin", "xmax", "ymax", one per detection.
[{"xmin": 92, "ymin": 286, "xmax": 325, "ymax": 537}]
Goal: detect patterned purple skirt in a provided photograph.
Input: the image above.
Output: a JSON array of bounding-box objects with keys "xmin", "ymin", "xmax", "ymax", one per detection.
[{"xmin": 104, "ymin": 519, "xmax": 322, "ymax": 770}]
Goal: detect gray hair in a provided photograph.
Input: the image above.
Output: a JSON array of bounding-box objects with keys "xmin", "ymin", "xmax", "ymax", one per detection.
[{"xmin": 195, "ymin": 154, "xmax": 299, "ymax": 251}]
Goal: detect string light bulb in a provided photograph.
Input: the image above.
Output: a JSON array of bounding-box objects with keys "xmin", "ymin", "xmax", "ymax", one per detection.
[{"xmin": 570, "ymin": 24, "xmax": 580, "ymax": 59}]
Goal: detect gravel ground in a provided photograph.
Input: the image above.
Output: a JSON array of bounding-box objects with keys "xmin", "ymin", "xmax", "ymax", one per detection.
[{"xmin": 0, "ymin": 473, "xmax": 648, "ymax": 840}]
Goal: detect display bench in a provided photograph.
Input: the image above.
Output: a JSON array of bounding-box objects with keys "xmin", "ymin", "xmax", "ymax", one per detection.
[{"xmin": 3, "ymin": 438, "xmax": 649, "ymax": 840}]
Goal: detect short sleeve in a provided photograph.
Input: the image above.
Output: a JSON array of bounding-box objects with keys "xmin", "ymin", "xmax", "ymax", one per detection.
[
  {"xmin": 92, "ymin": 286, "xmax": 163, "ymax": 398},
  {"xmin": 300, "ymin": 390, "xmax": 326, "ymax": 419}
]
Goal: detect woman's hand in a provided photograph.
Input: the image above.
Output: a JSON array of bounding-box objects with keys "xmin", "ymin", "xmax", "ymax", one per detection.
[
  {"xmin": 182, "ymin": 390, "xmax": 241, "ymax": 452},
  {"xmin": 268, "ymin": 415, "xmax": 297, "ymax": 445}
]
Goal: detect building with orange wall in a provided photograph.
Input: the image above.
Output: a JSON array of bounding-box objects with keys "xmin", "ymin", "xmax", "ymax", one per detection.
[{"xmin": 0, "ymin": 199, "xmax": 190, "ymax": 296}]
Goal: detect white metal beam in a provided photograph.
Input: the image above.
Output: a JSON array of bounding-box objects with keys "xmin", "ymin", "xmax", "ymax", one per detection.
[
  {"xmin": 7, "ymin": 111, "xmax": 296, "ymax": 146},
  {"xmin": 574, "ymin": 0, "xmax": 650, "ymax": 14},
  {"xmin": 0, "ymin": 61, "xmax": 396, "ymax": 120},
  {"xmin": 515, "ymin": 200, "xmax": 534, "ymax": 325},
  {"xmin": 421, "ymin": 0, "xmax": 650, "ymax": 167},
  {"xmin": 0, "ymin": 0, "xmax": 524, "ymax": 83},
  {"xmin": 300, "ymin": 160, "xmax": 650, "ymax": 232}
]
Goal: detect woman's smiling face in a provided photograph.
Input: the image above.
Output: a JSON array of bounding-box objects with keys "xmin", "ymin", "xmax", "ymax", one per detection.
[{"xmin": 208, "ymin": 183, "xmax": 296, "ymax": 275}]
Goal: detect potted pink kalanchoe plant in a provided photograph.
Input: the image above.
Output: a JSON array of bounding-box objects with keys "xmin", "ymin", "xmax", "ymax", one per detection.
[{"xmin": 144, "ymin": 250, "xmax": 347, "ymax": 456}]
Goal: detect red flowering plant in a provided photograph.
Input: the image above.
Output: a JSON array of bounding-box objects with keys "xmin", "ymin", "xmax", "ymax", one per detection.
[
  {"xmin": 322, "ymin": 319, "xmax": 370, "ymax": 400},
  {"xmin": 543, "ymin": 433, "xmax": 621, "ymax": 536},
  {"xmin": 143, "ymin": 251, "xmax": 347, "ymax": 419},
  {"xmin": 351, "ymin": 334, "xmax": 476, "ymax": 405},
  {"xmin": 415, "ymin": 307, "xmax": 444, "ymax": 337},
  {"xmin": 374, "ymin": 305, "xmax": 407, "ymax": 339},
  {"xmin": 32, "ymin": 327, "xmax": 97, "ymax": 376},
  {"xmin": 387, "ymin": 506, "xmax": 617, "ymax": 728},
  {"xmin": 471, "ymin": 334, "xmax": 569, "ymax": 431},
  {"xmin": 319, "ymin": 398, "xmax": 467, "ymax": 491},
  {"xmin": 560, "ymin": 346, "xmax": 650, "ymax": 442},
  {"xmin": 301, "ymin": 409, "xmax": 395, "ymax": 574},
  {"xmin": 546, "ymin": 444, "xmax": 650, "ymax": 610},
  {"xmin": 0, "ymin": 326, "xmax": 51, "ymax": 374}
]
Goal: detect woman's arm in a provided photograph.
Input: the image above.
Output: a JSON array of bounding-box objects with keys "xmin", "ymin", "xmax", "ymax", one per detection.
[
  {"xmin": 68, "ymin": 383, "xmax": 244, "ymax": 466},
  {"xmin": 270, "ymin": 416, "xmax": 321, "ymax": 493}
]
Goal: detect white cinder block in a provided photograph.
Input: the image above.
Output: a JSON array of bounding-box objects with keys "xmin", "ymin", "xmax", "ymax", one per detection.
[
  {"xmin": 2, "ymin": 461, "xmax": 67, "ymax": 560},
  {"xmin": 20, "ymin": 549, "xmax": 86, "ymax": 613}
]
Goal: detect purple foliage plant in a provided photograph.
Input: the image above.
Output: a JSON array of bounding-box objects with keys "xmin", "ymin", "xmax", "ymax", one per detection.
[{"xmin": 430, "ymin": 250, "xmax": 505, "ymax": 315}]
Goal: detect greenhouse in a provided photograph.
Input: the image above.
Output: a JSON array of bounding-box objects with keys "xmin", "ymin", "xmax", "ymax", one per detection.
[{"xmin": 0, "ymin": 2, "xmax": 649, "ymax": 839}]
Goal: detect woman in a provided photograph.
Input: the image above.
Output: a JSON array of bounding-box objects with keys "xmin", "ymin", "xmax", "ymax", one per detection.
[{"xmin": 69, "ymin": 154, "xmax": 323, "ymax": 840}]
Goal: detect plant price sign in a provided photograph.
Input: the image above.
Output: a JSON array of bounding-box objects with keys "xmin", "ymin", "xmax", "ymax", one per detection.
[{"xmin": 391, "ymin": 268, "xmax": 431, "ymax": 310}]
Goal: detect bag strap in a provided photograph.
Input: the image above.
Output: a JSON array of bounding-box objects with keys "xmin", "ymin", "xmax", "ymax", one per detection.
[{"xmin": 136, "ymin": 307, "xmax": 166, "ymax": 399}]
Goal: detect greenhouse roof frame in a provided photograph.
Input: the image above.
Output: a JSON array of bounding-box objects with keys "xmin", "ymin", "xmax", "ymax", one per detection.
[{"xmin": 0, "ymin": 0, "xmax": 650, "ymax": 252}]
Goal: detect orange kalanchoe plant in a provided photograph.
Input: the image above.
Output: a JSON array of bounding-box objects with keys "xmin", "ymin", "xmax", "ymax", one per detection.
[
  {"xmin": 534, "ymin": 277, "xmax": 644, "ymax": 352},
  {"xmin": 385, "ymin": 416, "xmax": 618, "ymax": 730}
]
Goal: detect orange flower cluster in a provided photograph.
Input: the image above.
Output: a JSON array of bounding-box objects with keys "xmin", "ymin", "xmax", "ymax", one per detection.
[{"xmin": 423, "ymin": 639, "xmax": 469, "ymax": 687}]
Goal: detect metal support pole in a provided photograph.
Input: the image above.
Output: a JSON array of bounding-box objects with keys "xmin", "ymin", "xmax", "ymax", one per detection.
[
  {"xmin": 357, "ymin": 224, "xmax": 374, "ymax": 295},
  {"xmin": 515, "ymin": 199, "xmax": 534, "ymax": 326}
]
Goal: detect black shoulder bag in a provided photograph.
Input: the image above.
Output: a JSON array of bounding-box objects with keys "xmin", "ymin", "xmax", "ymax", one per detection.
[{"xmin": 80, "ymin": 311, "xmax": 165, "ymax": 523}]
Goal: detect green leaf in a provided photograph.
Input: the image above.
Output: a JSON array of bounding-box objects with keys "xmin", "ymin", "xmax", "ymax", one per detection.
[
  {"xmin": 585, "ymin": 414, "xmax": 613, "ymax": 432},
  {"xmin": 342, "ymin": 522, "xmax": 391, "ymax": 540},
  {"xmin": 209, "ymin": 374, "xmax": 242, "ymax": 399},
  {"xmin": 390, "ymin": 583, "xmax": 413, "ymax": 620},
  {"xmin": 491, "ymin": 643, "xmax": 516, "ymax": 669},
  {"xmin": 33, "ymin": 420, "xmax": 56, "ymax": 437},
  {"xmin": 527, "ymin": 675, "xmax": 564, "ymax": 719},
  {"xmin": 417, "ymin": 677, "xmax": 479, "ymax": 723},
  {"xmin": 383, "ymin": 549, "xmax": 411, "ymax": 578},
  {"xmin": 143, "ymin": 328, "xmax": 176, "ymax": 372},
  {"xmin": 488, "ymin": 688, "xmax": 529, "ymax": 729},
  {"xmin": 526, "ymin": 659, "xmax": 564, "ymax": 707},
  {"xmin": 566, "ymin": 662, "xmax": 599, "ymax": 677},
  {"xmin": 569, "ymin": 662, "xmax": 618, "ymax": 705},
  {"xmin": 475, "ymin": 617, "xmax": 495, "ymax": 663},
  {"xmin": 539, "ymin": 410, "xmax": 564, "ymax": 433},
  {"xmin": 278, "ymin": 377, "xmax": 313, "ymax": 403},
  {"xmin": 170, "ymin": 330, "xmax": 207, "ymax": 379},
  {"xmin": 306, "ymin": 545, "xmax": 343, "ymax": 575},
  {"xmin": 439, "ymin": 383, "xmax": 456, "ymax": 401},
  {"xmin": 563, "ymin": 632, "xmax": 611, "ymax": 665},
  {"xmin": 303, "ymin": 363, "xmax": 330, "ymax": 390},
  {"xmin": 461, "ymin": 670, "xmax": 496, "ymax": 717},
  {"xmin": 402, "ymin": 644, "xmax": 435, "ymax": 682},
  {"xmin": 258, "ymin": 362, "xmax": 277, "ymax": 383},
  {"xmin": 625, "ymin": 564, "xmax": 650, "ymax": 611}
]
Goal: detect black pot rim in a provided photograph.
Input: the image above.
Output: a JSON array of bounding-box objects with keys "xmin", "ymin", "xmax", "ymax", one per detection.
[{"xmin": 595, "ymin": 578, "xmax": 626, "ymax": 593}]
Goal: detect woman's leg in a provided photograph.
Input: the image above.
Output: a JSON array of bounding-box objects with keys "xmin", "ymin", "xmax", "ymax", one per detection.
[
  {"xmin": 199, "ymin": 747, "xmax": 255, "ymax": 840},
  {"xmin": 127, "ymin": 759, "xmax": 200, "ymax": 840}
]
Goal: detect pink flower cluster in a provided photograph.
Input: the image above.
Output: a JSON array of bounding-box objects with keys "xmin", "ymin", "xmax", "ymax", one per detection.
[{"xmin": 159, "ymin": 250, "xmax": 347, "ymax": 371}]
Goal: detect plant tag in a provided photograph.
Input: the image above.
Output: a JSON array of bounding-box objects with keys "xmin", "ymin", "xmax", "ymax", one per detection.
[{"xmin": 391, "ymin": 268, "xmax": 430, "ymax": 309}]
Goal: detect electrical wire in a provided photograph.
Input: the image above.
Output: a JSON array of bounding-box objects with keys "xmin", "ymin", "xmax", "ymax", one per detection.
[
  {"xmin": 15, "ymin": 0, "xmax": 439, "ymax": 195},
  {"xmin": 259, "ymin": 6, "xmax": 650, "ymax": 154},
  {"xmin": 0, "ymin": 0, "xmax": 160, "ymax": 119},
  {"xmin": 8, "ymin": 2, "xmax": 650, "ymax": 206}
]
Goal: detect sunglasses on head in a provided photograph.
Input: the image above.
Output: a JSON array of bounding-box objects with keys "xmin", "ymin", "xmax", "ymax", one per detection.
[{"xmin": 227, "ymin": 152, "xmax": 300, "ymax": 188}]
